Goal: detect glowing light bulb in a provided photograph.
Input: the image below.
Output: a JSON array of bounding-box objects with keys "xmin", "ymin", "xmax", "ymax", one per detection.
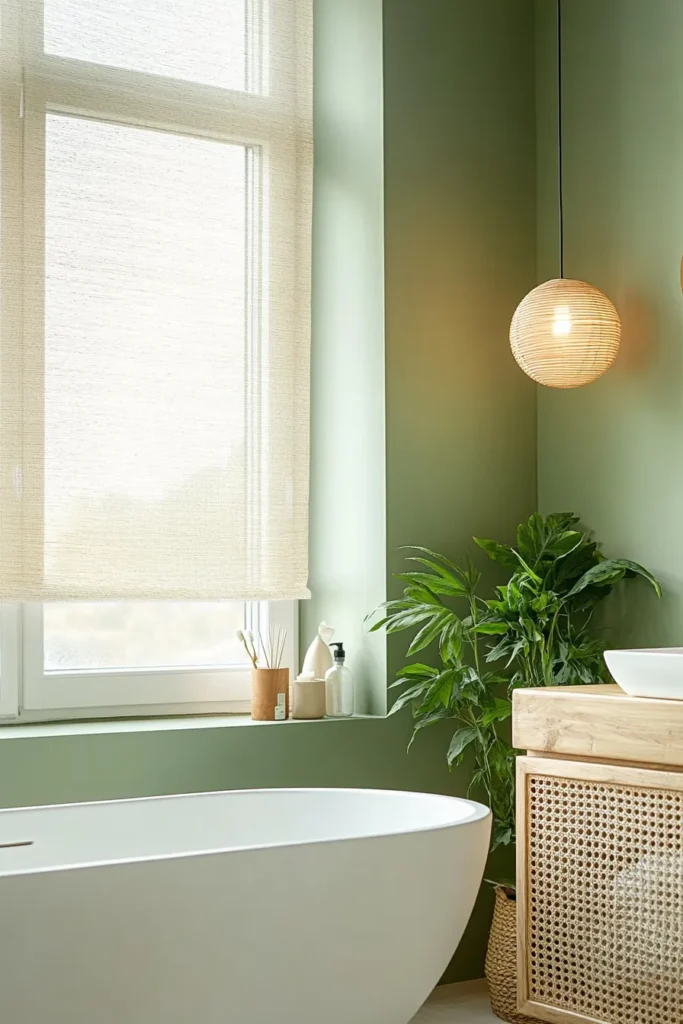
[{"xmin": 552, "ymin": 306, "xmax": 571, "ymax": 337}]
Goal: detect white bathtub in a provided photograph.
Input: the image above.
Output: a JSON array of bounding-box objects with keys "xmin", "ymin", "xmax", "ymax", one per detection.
[{"xmin": 0, "ymin": 787, "xmax": 491, "ymax": 1024}]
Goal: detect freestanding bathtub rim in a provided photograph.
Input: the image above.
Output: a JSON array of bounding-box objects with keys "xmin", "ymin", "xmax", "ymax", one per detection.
[{"xmin": 0, "ymin": 787, "xmax": 491, "ymax": 878}]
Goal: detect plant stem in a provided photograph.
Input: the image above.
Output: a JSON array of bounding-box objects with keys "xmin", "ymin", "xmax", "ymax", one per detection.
[{"xmin": 468, "ymin": 594, "xmax": 482, "ymax": 677}]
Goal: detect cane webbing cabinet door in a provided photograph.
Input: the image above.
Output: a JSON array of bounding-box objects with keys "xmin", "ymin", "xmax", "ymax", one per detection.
[{"xmin": 517, "ymin": 756, "xmax": 683, "ymax": 1024}]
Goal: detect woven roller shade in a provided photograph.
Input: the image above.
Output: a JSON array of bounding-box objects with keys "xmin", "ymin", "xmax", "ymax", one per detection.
[{"xmin": 2, "ymin": 0, "xmax": 312, "ymax": 600}]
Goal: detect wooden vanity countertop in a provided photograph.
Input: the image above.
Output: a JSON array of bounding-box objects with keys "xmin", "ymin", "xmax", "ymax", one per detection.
[{"xmin": 512, "ymin": 683, "xmax": 683, "ymax": 769}]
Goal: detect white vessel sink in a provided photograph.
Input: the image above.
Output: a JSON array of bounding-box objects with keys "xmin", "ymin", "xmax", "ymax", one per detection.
[{"xmin": 604, "ymin": 648, "xmax": 683, "ymax": 700}]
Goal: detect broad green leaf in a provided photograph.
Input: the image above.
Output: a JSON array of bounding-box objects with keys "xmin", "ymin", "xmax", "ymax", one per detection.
[
  {"xmin": 367, "ymin": 597, "xmax": 413, "ymax": 615},
  {"xmin": 473, "ymin": 537, "xmax": 518, "ymax": 569},
  {"xmin": 568, "ymin": 558, "xmax": 662, "ymax": 599},
  {"xmin": 400, "ymin": 663, "xmax": 440, "ymax": 678},
  {"xmin": 504, "ymin": 639, "xmax": 527, "ymax": 667},
  {"xmin": 551, "ymin": 543, "xmax": 600, "ymax": 593},
  {"xmin": 412, "ymin": 708, "xmax": 452, "ymax": 729},
  {"xmin": 481, "ymin": 698, "xmax": 512, "ymax": 726},
  {"xmin": 393, "ymin": 600, "xmax": 445, "ymax": 617},
  {"xmin": 511, "ymin": 549, "xmax": 542, "ymax": 583},
  {"xmin": 516, "ymin": 512, "xmax": 583, "ymax": 570},
  {"xmin": 447, "ymin": 726, "xmax": 478, "ymax": 765},
  {"xmin": 531, "ymin": 591, "xmax": 556, "ymax": 613},
  {"xmin": 473, "ymin": 621, "xmax": 509, "ymax": 636},
  {"xmin": 552, "ymin": 530, "xmax": 586, "ymax": 559},
  {"xmin": 491, "ymin": 826, "xmax": 513, "ymax": 850},
  {"xmin": 545, "ymin": 512, "xmax": 580, "ymax": 531},
  {"xmin": 461, "ymin": 666, "xmax": 480, "ymax": 686},
  {"xmin": 387, "ymin": 676, "xmax": 412, "ymax": 690},
  {"xmin": 395, "ymin": 571, "xmax": 466, "ymax": 597},
  {"xmin": 404, "ymin": 556, "xmax": 466, "ymax": 583},
  {"xmin": 516, "ymin": 513, "xmax": 544, "ymax": 562},
  {"xmin": 400, "ymin": 545, "xmax": 466, "ymax": 578},
  {"xmin": 369, "ymin": 608, "xmax": 422, "ymax": 632},
  {"xmin": 388, "ymin": 667, "xmax": 438, "ymax": 690},
  {"xmin": 364, "ymin": 598, "xmax": 415, "ymax": 628},
  {"xmin": 402, "ymin": 583, "xmax": 443, "ymax": 605},
  {"xmin": 384, "ymin": 607, "xmax": 439, "ymax": 634},
  {"xmin": 484, "ymin": 635, "xmax": 517, "ymax": 664},
  {"xmin": 440, "ymin": 619, "xmax": 463, "ymax": 664},
  {"xmin": 417, "ymin": 668, "xmax": 462, "ymax": 713},
  {"xmin": 414, "ymin": 672, "xmax": 454, "ymax": 716},
  {"xmin": 407, "ymin": 708, "xmax": 453, "ymax": 751},
  {"xmin": 388, "ymin": 682, "xmax": 429, "ymax": 715},
  {"xmin": 406, "ymin": 610, "xmax": 452, "ymax": 656},
  {"xmin": 520, "ymin": 616, "xmax": 543, "ymax": 642},
  {"xmin": 481, "ymin": 672, "xmax": 511, "ymax": 687}
]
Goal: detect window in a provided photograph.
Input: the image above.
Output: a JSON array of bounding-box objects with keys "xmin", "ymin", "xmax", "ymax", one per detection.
[
  {"xmin": 14, "ymin": 599, "xmax": 297, "ymax": 718},
  {"xmin": 0, "ymin": 599, "xmax": 297, "ymax": 719},
  {"xmin": 0, "ymin": 0, "xmax": 311, "ymax": 721}
]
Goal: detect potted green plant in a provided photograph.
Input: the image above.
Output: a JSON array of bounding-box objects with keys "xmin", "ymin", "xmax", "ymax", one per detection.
[{"xmin": 368, "ymin": 512, "xmax": 660, "ymax": 1023}]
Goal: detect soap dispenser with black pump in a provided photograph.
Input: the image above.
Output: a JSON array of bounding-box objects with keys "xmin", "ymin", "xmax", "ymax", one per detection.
[{"xmin": 325, "ymin": 642, "xmax": 354, "ymax": 718}]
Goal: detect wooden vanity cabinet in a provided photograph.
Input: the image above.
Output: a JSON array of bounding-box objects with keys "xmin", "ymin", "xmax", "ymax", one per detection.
[{"xmin": 513, "ymin": 684, "xmax": 683, "ymax": 1024}]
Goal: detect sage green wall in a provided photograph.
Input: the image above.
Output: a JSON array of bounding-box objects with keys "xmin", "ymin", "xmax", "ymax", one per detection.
[
  {"xmin": 536, "ymin": 0, "xmax": 683, "ymax": 642},
  {"xmin": 383, "ymin": 0, "xmax": 537, "ymax": 586},
  {"xmin": 0, "ymin": 0, "xmax": 538, "ymax": 986},
  {"xmin": 381, "ymin": 0, "xmax": 538, "ymax": 975},
  {"xmin": 303, "ymin": 0, "xmax": 387, "ymax": 715}
]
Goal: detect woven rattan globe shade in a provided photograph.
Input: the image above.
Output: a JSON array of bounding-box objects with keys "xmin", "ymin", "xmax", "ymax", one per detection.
[{"xmin": 510, "ymin": 278, "xmax": 621, "ymax": 388}]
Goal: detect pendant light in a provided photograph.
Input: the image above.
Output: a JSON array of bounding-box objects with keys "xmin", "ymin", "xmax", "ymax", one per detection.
[{"xmin": 510, "ymin": 0, "xmax": 621, "ymax": 389}]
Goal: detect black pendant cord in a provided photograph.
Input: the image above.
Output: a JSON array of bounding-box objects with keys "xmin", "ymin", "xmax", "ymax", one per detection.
[{"xmin": 557, "ymin": 0, "xmax": 565, "ymax": 279}]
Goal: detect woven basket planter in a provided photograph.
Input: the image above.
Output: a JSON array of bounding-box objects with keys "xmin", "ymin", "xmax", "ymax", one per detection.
[{"xmin": 485, "ymin": 887, "xmax": 541, "ymax": 1024}]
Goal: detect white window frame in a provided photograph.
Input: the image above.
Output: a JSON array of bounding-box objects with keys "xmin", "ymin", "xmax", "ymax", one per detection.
[
  {"xmin": 0, "ymin": 1, "xmax": 303, "ymax": 723},
  {"xmin": 0, "ymin": 600, "xmax": 298, "ymax": 722},
  {"xmin": 0, "ymin": 605, "xmax": 20, "ymax": 719}
]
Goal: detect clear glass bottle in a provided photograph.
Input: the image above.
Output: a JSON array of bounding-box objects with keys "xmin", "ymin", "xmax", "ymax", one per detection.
[{"xmin": 325, "ymin": 643, "xmax": 353, "ymax": 717}]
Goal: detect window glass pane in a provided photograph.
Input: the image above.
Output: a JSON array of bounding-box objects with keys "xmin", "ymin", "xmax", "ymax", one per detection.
[
  {"xmin": 44, "ymin": 601, "xmax": 248, "ymax": 671},
  {"xmin": 44, "ymin": 115, "xmax": 247, "ymax": 593},
  {"xmin": 44, "ymin": 0, "xmax": 249, "ymax": 91}
]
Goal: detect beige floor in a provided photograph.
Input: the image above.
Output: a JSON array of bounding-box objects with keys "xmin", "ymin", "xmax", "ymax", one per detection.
[{"xmin": 412, "ymin": 980, "xmax": 497, "ymax": 1022}]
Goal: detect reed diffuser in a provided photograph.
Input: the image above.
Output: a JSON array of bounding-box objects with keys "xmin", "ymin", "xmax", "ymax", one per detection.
[{"xmin": 237, "ymin": 627, "xmax": 289, "ymax": 721}]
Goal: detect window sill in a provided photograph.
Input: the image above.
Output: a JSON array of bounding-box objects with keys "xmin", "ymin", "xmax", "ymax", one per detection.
[{"xmin": 0, "ymin": 713, "xmax": 380, "ymax": 740}]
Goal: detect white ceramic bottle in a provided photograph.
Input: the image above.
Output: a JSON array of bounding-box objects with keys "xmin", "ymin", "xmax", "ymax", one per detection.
[
  {"xmin": 301, "ymin": 621, "xmax": 335, "ymax": 679},
  {"xmin": 325, "ymin": 643, "xmax": 353, "ymax": 718}
]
